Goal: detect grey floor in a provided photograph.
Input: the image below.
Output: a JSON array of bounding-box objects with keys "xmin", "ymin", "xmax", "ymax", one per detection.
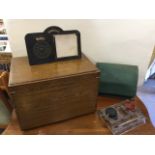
[{"xmin": 137, "ymin": 79, "xmax": 155, "ymax": 127}]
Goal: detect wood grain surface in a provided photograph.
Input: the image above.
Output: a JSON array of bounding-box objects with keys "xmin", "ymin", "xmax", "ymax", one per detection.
[
  {"xmin": 9, "ymin": 54, "xmax": 98, "ymax": 87},
  {"xmin": 8, "ymin": 54, "xmax": 100, "ymax": 129},
  {"xmin": 3, "ymin": 95, "xmax": 155, "ymax": 135}
]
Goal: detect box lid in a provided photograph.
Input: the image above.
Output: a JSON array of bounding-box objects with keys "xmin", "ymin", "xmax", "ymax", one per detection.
[{"xmin": 9, "ymin": 54, "xmax": 99, "ymax": 87}]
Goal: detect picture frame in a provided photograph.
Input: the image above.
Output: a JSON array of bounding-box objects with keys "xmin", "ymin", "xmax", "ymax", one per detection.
[{"xmin": 53, "ymin": 30, "xmax": 81, "ymax": 61}]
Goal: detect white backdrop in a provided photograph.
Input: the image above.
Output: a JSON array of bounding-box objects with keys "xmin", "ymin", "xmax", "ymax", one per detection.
[{"xmin": 5, "ymin": 19, "xmax": 155, "ymax": 86}]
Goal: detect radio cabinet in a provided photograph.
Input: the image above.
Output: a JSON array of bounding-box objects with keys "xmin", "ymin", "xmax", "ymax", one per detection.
[{"xmin": 9, "ymin": 54, "xmax": 100, "ymax": 130}]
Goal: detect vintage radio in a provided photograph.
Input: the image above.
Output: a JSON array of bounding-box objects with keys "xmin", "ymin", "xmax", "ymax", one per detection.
[
  {"xmin": 9, "ymin": 54, "xmax": 100, "ymax": 130},
  {"xmin": 25, "ymin": 26, "xmax": 82, "ymax": 65}
]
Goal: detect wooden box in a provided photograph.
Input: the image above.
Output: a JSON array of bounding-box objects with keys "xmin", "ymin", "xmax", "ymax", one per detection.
[{"xmin": 9, "ymin": 54, "xmax": 100, "ymax": 130}]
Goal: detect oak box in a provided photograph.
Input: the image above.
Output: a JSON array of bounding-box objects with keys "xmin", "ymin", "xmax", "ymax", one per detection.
[{"xmin": 9, "ymin": 54, "xmax": 100, "ymax": 130}]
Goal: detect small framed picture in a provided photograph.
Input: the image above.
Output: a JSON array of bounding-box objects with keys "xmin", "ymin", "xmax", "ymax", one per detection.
[{"xmin": 53, "ymin": 30, "xmax": 81, "ymax": 60}]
